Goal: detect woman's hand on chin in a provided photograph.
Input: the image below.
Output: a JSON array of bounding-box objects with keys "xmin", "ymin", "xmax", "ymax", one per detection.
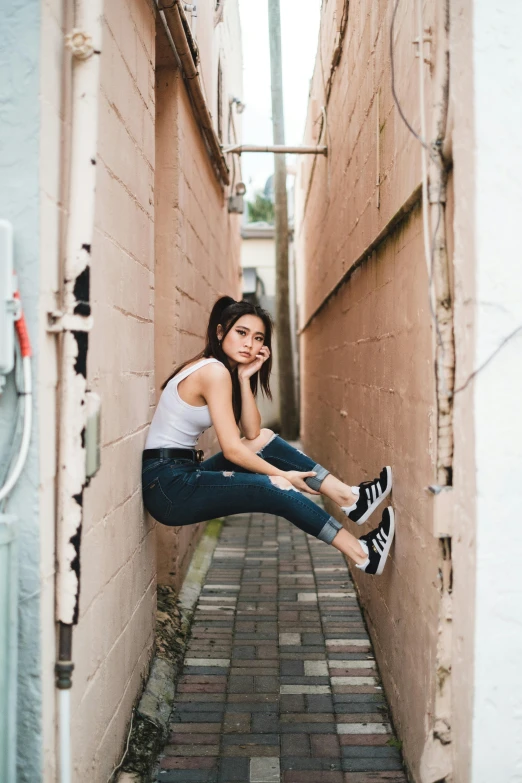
[
  {"xmin": 284, "ymin": 470, "xmax": 320, "ymax": 495},
  {"xmin": 237, "ymin": 345, "xmax": 270, "ymax": 382}
]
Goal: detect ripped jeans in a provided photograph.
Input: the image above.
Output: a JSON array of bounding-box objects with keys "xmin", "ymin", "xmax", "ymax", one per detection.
[{"xmin": 141, "ymin": 435, "xmax": 343, "ymax": 545}]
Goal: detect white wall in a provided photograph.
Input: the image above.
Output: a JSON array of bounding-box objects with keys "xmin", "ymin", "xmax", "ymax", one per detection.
[
  {"xmin": 241, "ymin": 236, "xmax": 276, "ymax": 297},
  {"xmin": 471, "ymin": 1, "xmax": 522, "ymax": 779},
  {"xmin": 240, "ymin": 234, "xmax": 280, "ymax": 427}
]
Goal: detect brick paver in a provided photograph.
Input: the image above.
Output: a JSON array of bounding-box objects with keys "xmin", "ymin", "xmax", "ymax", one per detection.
[{"xmin": 155, "ymin": 512, "xmax": 406, "ymax": 782}]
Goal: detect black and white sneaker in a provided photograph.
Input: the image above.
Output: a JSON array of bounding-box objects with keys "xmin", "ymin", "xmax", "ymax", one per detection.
[
  {"xmin": 356, "ymin": 508, "xmax": 395, "ymax": 576},
  {"xmin": 342, "ymin": 466, "xmax": 392, "ymax": 525}
]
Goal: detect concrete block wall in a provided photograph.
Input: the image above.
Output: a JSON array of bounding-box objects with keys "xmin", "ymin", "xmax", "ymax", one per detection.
[
  {"xmin": 154, "ymin": 13, "xmax": 242, "ymax": 589},
  {"xmin": 296, "ymin": 0, "xmax": 457, "ymax": 779},
  {"xmin": 71, "ymin": 2, "xmax": 157, "ymax": 780}
]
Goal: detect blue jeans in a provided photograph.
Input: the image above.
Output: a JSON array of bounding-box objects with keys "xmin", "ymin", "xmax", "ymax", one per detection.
[{"xmin": 141, "ymin": 435, "xmax": 343, "ymax": 545}]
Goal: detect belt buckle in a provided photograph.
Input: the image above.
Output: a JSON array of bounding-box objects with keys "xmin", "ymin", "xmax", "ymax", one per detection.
[{"xmin": 196, "ymin": 449, "xmax": 204, "ymax": 463}]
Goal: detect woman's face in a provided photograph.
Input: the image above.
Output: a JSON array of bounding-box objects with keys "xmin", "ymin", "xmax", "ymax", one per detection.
[{"xmin": 219, "ymin": 314, "xmax": 266, "ymax": 365}]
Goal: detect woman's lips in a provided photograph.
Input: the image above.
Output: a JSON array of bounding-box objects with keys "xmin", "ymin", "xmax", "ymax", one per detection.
[{"xmin": 239, "ymin": 352, "xmax": 251, "ymax": 358}]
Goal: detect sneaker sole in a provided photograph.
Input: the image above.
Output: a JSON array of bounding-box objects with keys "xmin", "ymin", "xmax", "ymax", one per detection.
[
  {"xmin": 352, "ymin": 466, "xmax": 392, "ymax": 526},
  {"xmin": 375, "ymin": 507, "xmax": 395, "ymax": 576}
]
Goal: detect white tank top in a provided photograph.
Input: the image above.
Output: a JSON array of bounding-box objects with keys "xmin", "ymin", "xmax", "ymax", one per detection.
[{"xmin": 145, "ymin": 358, "xmax": 222, "ymax": 450}]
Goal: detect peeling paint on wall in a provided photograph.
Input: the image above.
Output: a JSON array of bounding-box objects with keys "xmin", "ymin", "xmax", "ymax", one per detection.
[{"xmin": 72, "ymin": 266, "xmax": 91, "ymax": 317}]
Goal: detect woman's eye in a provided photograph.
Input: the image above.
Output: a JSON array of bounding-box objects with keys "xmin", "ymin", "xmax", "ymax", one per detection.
[{"xmin": 237, "ymin": 330, "xmax": 246, "ymax": 336}]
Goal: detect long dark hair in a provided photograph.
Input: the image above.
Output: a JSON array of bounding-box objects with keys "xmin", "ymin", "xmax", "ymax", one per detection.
[{"xmin": 162, "ymin": 296, "xmax": 273, "ymax": 422}]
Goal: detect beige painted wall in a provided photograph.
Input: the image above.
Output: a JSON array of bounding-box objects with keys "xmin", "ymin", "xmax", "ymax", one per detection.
[
  {"xmin": 296, "ymin": 1, "xmax": 474, "ymax": 780},
  {"xmin": 154, "ymin": 2, "xmax": 242, "ymax": 589},
  {"xmin": 241, "ymin": 235, "xmax": 276, "ymax": 297},
  {"xmin": 240, "ymin": 232, "xmax": 281, "ymax": 427},
  {"xmin": 71, "ymin": 2, "xmax": 157, "ymax": 779}
]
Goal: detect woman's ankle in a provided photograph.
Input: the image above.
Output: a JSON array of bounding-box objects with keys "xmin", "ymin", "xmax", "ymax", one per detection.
[
  {"xmin": 331, "ymin": 528, "xmax": 368, "ymax": 565},
  {"xmin": 321, "ymin": 475, "xmax": 358, "ymax": 507},
  {"xmin": 340, "ymin": 487, "xmax": 358, "ymax": 507}
]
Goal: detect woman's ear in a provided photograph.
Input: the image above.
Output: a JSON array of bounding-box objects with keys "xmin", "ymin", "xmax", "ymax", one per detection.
[{"xmin": 216, "ymin": 324, "xmax": 224, "ymax": 341}]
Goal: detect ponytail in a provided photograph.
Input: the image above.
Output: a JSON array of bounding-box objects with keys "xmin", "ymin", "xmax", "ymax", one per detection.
[{"xmin": 161, "ymin": 295, "xmax": 272, "ymax": 423}]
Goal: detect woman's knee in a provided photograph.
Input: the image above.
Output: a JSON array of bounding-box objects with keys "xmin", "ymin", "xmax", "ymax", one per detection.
[
  {"xmin": 243, "ymin": 427, "xmax": 275, "ymax": 452},
  {"xmin": 259, "ymin": 427, "xmax": 275, "ymax": 446},
  {"xmin": 269, "ymin": 475, "xmax": 294, "ymax": 491}
]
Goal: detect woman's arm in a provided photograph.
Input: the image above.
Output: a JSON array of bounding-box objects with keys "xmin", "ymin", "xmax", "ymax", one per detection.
[
  {"xmin": 237, "ymin": 344, "xmax": 267, "ymax": 439},
  {"xmin": 203, "ymin": 363, "xmax": 281, "ymax": 475},
  {"xmin": 239, "ymin": 376, "xmax": 261, "ymax": 439},
  {"xmin": 202, "ymin": 363, "xmax": 315, "ymax": 491}
]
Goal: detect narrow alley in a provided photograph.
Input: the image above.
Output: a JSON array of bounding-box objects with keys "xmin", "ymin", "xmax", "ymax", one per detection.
[
  {"xmin": 154, "ymin": 510, "xmax": 406, "ymax": 783},
  {"xmin": 2, "ymin": 1, "xmax": 522, "ymax": 781}
]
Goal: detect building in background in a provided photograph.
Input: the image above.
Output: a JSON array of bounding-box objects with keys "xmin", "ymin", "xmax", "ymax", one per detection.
[
  {"xmin": 296, "ymin": 1, "xmax": 522, "ymax": 782},
  {"xmin": 241, "ymin": 221, "xmax": 280, "ymax": 427},
  {"xmin": 0, "ymin": 1, "xmax": 242, "ymax": 780},
  {"xmin": 241, "ymin": 176, "xmax": 299, "ymax": 429}
]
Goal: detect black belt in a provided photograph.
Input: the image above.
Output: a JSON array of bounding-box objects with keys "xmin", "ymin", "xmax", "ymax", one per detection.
[{"xmin": 142, "ymin": 447, "xmax": 204, "ymax": 463}]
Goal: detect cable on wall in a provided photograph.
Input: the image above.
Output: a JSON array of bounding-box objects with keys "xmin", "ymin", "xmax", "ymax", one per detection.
[
  {"xmin": 390, "ymin": 0, "xmax": 522, "ymax": 410},
  {"xmin": 0, "ymin": 291, "xmax": 32, "ymax": 505},
  {"xmin": 390, "ymin": 0, "xmax": 455, "ymax": 484}
]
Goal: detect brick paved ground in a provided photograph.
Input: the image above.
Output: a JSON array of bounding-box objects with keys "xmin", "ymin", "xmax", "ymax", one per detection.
[{"xmin": 155, "ymin": 512, "xmax": 406, "ymax": 783}]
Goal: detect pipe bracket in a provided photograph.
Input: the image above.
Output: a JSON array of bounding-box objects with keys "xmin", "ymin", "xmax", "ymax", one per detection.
[
  {"xmin": 65, "ymin": 29, "xmax": 95, "ymax": 60},
  {"xmin": 47, "ymin": 311, "xmax": 93, "ymax": 333},
  {"xmin": 55, "ymin": 661, "xmax": 75, "ymax": 690}
]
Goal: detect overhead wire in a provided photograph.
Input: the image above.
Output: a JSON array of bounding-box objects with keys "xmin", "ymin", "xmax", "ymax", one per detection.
[{"xmin": 390, "ymin": 0, "xmax": 445, "ymax": 356}]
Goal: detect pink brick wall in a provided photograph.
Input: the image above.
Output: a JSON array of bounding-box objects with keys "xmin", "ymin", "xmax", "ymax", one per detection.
[
  {"xmin": 154, "ymin": 22, "xmax": 241, "ymax": 588},
  {"xmin": 72, "ymin": 2, "xmax": 157, "ymax": 779},
  {"xmin": 296, "ymin": 0, "xmax": 460, "ymax": 778},
  {"xmin": 40, "ymin": 2, "xmax": 241, "ymax": 779}
]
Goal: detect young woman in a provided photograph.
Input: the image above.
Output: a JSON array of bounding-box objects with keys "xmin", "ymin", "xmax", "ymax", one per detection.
[{"xmin": 142, "ymin": 296, "xmax": 395, "ymax": 575}]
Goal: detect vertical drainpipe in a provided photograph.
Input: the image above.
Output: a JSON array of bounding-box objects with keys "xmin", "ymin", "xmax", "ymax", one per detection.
[{"xmin": 49, "ymin": 3, "xmax": 103, "ymax": 781}]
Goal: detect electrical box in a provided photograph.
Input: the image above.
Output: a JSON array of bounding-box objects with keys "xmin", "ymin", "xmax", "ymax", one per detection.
[
  {"xmin": 227, "ymin": 195, "xmax": 244, "ymax": 214},
  {"xmin": 0, "ymin": 221, "xmax": 17, "ymax": 380}
]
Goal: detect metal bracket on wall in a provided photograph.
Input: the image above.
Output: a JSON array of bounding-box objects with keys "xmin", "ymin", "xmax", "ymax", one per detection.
[
  {"xmin": 224, "ymin": 144, "xmax": 328, "ymax": 156},
  {"xmin": 46, "ymin": 310, "xmax": 93, "ymax": 333}
]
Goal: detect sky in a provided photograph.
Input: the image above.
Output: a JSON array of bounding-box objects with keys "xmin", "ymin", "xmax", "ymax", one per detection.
[{"xmin": 237, "ymin": 0, "xmax": 323, "ymax": 200}]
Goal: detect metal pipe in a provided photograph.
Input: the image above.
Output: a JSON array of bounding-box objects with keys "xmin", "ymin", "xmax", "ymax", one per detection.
[
  {"xmin": 224, "ymin": 144, "xmax": 328, "ymax": 155},
  {"xmin": 54, "ymin": 2, "xmax": 103, "ymax": 781},
  {"xmin": 156, "ymin": 0, "xmax": 230, "ymax": 185},
  {"xmin": 58, "ymin": 691, "xmax": 71, "ymax": 783}
]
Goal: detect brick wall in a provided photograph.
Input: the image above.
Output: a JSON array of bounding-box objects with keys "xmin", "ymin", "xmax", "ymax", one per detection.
[
  {"xmin": 296, "ymin": 0, "xmax": 457, "ymax": 779},
  {"xmin": 154, "ymin": 15, "xmax": 242, "ymax": 589},
  {"xmin": 62, "ymin": 2, "xmax": 242, "ymax": 776},
  {"xmin": 71, "ymin": 2, "xmax": 157, "ymax": 779}
]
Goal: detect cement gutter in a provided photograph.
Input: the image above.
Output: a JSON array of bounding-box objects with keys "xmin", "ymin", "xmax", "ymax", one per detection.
[
  {"xmin": 114, "ymin": 518, "xmax": 223, "ymax": 783},
  {"xmin": 299, "ymin": 183, "xmax": 422, "ymax": 334}
]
